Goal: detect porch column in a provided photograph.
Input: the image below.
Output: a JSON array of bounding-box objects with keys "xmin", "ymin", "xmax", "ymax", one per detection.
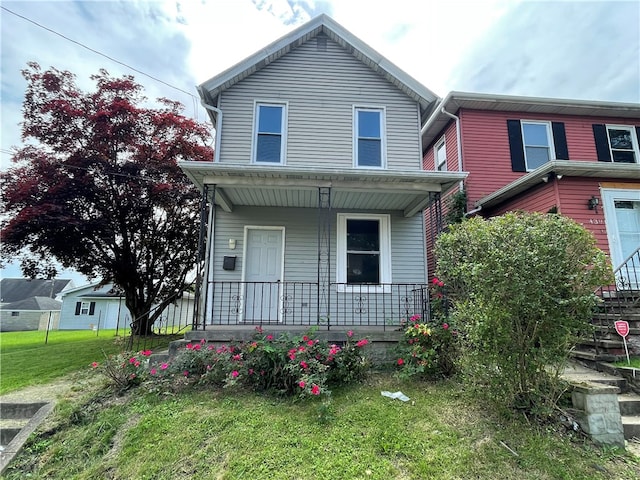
[
  {"xmin": 193, "ymin": 184, "xmax": 216, "ymax": 330},
  {"xmin": 317, "ymin": 187, "xmax": 331, "ymax": 329}
]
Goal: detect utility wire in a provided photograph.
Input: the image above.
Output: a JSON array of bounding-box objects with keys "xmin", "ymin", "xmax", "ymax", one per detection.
[{"xmin": 1, "ymin": 5, "xmax": 200, "ymax": 118}]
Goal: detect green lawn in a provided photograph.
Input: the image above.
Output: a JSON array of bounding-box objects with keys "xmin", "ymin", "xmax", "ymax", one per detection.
[
  {"xmin": 0, "ymin": 330, "xmax": 172, "ymax": 394},
  {"xmin": 3, "ymin": 375, "xmax": 640, "ymax": 479}
]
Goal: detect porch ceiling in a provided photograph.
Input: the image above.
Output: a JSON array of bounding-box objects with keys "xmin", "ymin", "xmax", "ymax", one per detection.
[{"xmin": 178, "ymin": 162, "xmax": 467, "ymax": 217}]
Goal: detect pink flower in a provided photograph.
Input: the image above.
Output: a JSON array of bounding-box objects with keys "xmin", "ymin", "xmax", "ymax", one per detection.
[
  {"xmin": 442, "ymin": 323, "xmax": 449, "ymax": 330},
  {"xmin": 300, "ymin": 361, "xmax": 309, "ymax": 370},
  {"xmin": 200, "ymin": 338, "xmax": 206, "ymax": 344},
  {"xmin": 299, "ymin": 381, "xmax": 306, "ymax": 389},
  {"xmin": 134, "ymin": 361, "xmax": 140, "ymax": 367},
  {"xmin": 356, "ymin": 339, "xmax": 369, "ymax": 347},
  {"xmin": 160, "ymin": 363, "xmax": 168, "ymax": 370},
  {"xmin": 255, "ymin": 326, "xmax": 263, "ymax": 334},
  {"xmin": 248, "ymin": 369, "xmax": 254, "ymax": 375},
  {"xmin": 410, "ymin": 314, "xmax": 421, "ymax": 323},
  {"xmin": 298, "ymin": 346, "xmax": 306, "ymax": 352},
  {"xmin": 311, "ymin": 385, "xmax": 320, "ymax": 395},
  {"xmin": 129, "ymin": 357, "xmax": 137, "ymax": 364},
  {"xmin": 140, "ymin": 350, "xmax": 152, "ymax": 357},
  {"xmin": 397, "ymin": 358, "xmax": 404, "ymax": 365},
  {"xmin": 91, "ymin": 362, "xmax": 99, "ymax": 368},
  {"xmin": 266, "ymin": 334, "xmax": 274, "ymax": 341},
  {"xmin": 183, "ymin": 370, "xmax": 189, "ymax": 377},
  {"xmin": 307, "ymin": 340, "xmax": 314, "ymax": 346},
  {"xmin": 232, "ymin": 354, "xmax": 242, "ymax": 361},
  {"xmin": 150, "ymin": 368, "xmax": 157, "ymax": 375},
  {"xmin": 186, "ymin": 343, "xmax": 193, "ymax": 350},
  {"xmin": 347, "ymin": 330, "xmax": 354, "ymax": 338},
  {"xmin": 432, "ymin": 277, "xmax": 439, "ymax": 285},
  {"xmin": 438, "ymin": 280, "xmax": 444, "ymax": 287},
  {"xmin": 193, "ymin": 344, "xmax": 201, "ymax": 351},
  {"xmin": 231, "ymin": 370, "xmax": 239, "ymax": 378}
]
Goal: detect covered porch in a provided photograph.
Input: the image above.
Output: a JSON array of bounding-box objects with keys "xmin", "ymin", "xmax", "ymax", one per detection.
[{"xmin": 178, "ymin": 162, "xmax": 466, "ymax": 330}]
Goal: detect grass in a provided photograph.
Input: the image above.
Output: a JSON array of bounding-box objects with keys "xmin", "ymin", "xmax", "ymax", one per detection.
[
  {"xmin": 614, "ymin": 357, "xmax": 640, "ymax": 369},
  {"xmin": 0, "ymin": 330, "xmax": 174, "ymax": 394},
  {"xmin": 3, "ymin": 374, "xmax": 640, "ymax": 479}
]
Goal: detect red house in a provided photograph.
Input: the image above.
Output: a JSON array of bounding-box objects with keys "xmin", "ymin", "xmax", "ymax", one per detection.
[{"xmin": 422, "ymin": 92, "xmax": 640, "ymax": 286}]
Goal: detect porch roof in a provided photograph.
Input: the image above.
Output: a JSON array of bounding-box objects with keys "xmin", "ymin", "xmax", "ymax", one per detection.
[
  {"xmin": 178, "ymin": 162, "xmax": 467, "ymax": 217},
  {"xmin": 475, "ymin": 160, "xmax": 640, "ymax": 209}
]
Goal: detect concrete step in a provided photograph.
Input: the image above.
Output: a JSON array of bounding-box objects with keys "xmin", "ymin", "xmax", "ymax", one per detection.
[
  {"xmin": 619, "ymin": 394, "xmax": 640, "ymax": 416},
  {"xmin": 570, "ymin": 349, "xmax": 619, "ymax": 364},
  {"xmin": 622, "ymin": 416, "xmax": 640, "ymax": 440}
]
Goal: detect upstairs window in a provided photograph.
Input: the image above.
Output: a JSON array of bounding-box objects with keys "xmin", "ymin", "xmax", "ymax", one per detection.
[
  {"xmin": 435, "ymin": 137, "xmax": 447, "ymax": 171},
  {"xmin": 354, "ymin": 107, "xmax": 385, "ymax": 168},
  {"xmin": 607, "ymin": 126, "xmax": 638, "ymax": 163},
  {"xmin": 593, "ymin": 124, "xmax": 640, "ymax": 163},
  {"xmin": 253, "ymin": 102, "xmax": 286, "ymax": 164},
  {"xmin": 507, "ymin": 120, "xmax": 568, "ymax": 172},
  {"xmin": 521, "ymin": 121, "xmax": 555, "ymax": 171}
]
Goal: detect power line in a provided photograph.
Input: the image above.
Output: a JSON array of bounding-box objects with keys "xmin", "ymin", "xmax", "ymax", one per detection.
[{"xmin": 1, "ymin": 5, "xmax": 200, "ymax": 119}]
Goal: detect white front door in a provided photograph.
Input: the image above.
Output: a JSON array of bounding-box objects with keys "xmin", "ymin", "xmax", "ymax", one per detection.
[
  {"xmin": 602, "ymin": 188, "xmax": 640, "ymax": 288},
  {"xmin": 243, "ymin": 227, "xmax": 284, "ymax": 322}
]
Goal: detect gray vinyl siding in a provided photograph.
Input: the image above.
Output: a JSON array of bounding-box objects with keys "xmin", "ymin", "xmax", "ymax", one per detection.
[
  {"xmin": 210, "ymin": 206, "xmax": 426, "ymax": 284},
  {"xmin": 218, "ymin": 35, "xmax": 422, "ymax": 171},
  {"xmin": 208, "ymin": 206, "xmax": 426, "ymax": 325}
]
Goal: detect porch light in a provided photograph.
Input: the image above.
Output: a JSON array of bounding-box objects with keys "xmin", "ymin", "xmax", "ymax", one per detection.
[
  {"xmin": 228, "ymin": 238, "xmax": 237, "ymax": 250},
  {"xmin": 588, "ymin": 196, "xmax": 599, "ymax": 213}
]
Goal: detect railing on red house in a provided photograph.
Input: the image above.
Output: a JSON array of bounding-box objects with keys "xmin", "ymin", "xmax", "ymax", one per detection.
[{"xmin": 194, "ymin": 281, "xmax": 430, "ymax": 330}]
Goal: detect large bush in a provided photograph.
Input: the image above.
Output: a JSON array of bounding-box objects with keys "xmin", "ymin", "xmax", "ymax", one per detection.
[{"xmin": 435, "ymin": 212, "xmax": 611, "ymax": 413}]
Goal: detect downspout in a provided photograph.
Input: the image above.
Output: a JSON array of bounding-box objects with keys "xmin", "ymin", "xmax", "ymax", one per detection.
[{"xmin": 198, "ymin": 91, "xmax": 222, "ymax": 164}]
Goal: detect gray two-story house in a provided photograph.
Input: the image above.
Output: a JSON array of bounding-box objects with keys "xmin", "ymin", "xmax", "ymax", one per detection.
[{"xmin": 179, "ymin": 15, "xmax": 465, "ymax": 332}]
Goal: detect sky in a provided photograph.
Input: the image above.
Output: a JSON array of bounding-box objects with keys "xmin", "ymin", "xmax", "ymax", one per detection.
[{"xmin": 1, "ymin": 0, "xmax": 639, "ymax": 285}]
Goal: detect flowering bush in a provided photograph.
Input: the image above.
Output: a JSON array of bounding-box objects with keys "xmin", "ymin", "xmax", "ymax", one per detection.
[
  {"xmin": 396, "ymin": 314, "xmax": 459, "ymax": 379},
  {"xmin": 162, "ymin": 328, "xmax": 371, "ymax": 399},
  {"xmin": 93, "ymin": 349, "xmax": 153, "ymax": 392}
]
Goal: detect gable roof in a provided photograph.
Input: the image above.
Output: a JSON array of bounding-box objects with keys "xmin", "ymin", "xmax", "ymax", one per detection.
[
  {"xmin": 198, "ymin": 14, "xmax": 438, "ymax": 122},
  {"xmin": 0, "ymin": 296, "xmax": 62, "ymax": 311},
  {"xmin": 0, "ymin": 278, "xmax": 74, "ymax": 304},
  {"xmin": 421, "ymin": 91, "xmax": 640, "ymax": 150}
]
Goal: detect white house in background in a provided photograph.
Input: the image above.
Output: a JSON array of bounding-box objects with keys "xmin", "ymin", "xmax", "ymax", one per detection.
[
  {"xmin": 59, "ymin": 283, "xmax": 129, "ymax": 330},
  {"xmin": 59, "ymin": 283, "xmax": 195, "ymax": 331},
  {"xmin": 0, "ymin": 297, "xmax": 61, "ymax": 332}
]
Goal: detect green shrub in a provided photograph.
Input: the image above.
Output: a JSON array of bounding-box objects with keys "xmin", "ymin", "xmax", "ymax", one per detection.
[
  {"xmin": 435, "ymin": 212, "xmax": 612, "ymax": 414},
  {"xmin": 156, "ymin": 328, "xmax": 371, "ymax": 399},
  {"xmin": 94, "ymin": 349, "xmax": 153, "ymax": 392}
]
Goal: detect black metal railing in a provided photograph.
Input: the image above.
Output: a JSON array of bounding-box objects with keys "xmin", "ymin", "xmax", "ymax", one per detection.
[
  {"xmin": 196, "ymin": 281, "xmax": 429, "ymax": 330},
  {"xmin": 592, "ymin": 247, "xmax": 640, "ymax": 355}
]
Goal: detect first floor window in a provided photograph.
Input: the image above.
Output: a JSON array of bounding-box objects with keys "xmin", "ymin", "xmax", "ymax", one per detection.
[
  {"xmin": 253, "ymin": 102, "xmax": 286, "ymax": 163},
  {"xmin": 75, "ymin": 301, "xmax": 95, "ymax": 316},
  {"xmin": 337, "ymin": 213, "xmax": 391, "ymax": 290},
  {"xmin": 354, "ymin": 107, "xmax": 385, "ymax": 168}
]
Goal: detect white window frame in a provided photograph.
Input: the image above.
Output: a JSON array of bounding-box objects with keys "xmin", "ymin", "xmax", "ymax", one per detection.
[
  {"xmin": 252, "ymin": 101, "xmax": 288, "ymax": 164},
  {"xmin": 353, "ymin": 106, "xmax": 386, "ymax": 169},
  {"xmin": 336, "ymin": 213, "xmax": 392, "ymax": 293},
  {"xmin": 80, "ymin": 301, "xmax": 90, "ymax": 315},
  {"xmin": 521, "ymin": 120, "xmax": 555, "ymax": 171},
  {"xmin": 605, "ymin": 125, "xmax": 639, "ymax": 164},
  {"xmin": 434, "ymin": 136, "xmax": 447, "ymax": 171}
]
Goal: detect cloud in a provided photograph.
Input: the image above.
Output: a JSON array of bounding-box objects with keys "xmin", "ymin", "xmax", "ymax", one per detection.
[{"xmin": 447, "ymin": 0, "xmax": 640, "ymax": 102}]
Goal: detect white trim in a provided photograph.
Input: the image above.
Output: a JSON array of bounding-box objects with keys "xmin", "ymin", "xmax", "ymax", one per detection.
[
  {"xmin": 353, "ymin": 105, "xmax": 387, "ymax": 169},
  {"xmin": 601, "ymin": 188, "xmax": 640, "ymax": 270},
  {"xmin": 336, "ymin": 213, "xmax": 391, "ymax": 293},
  {"xmin": 241, "ymin": 225, "xmax": 286, "ymax": 322},
  {"xmin": 251, "ymin": 100, "xmax": 288, "ymax": 165},
  {"xmin": 605, "ymin": 124, "xmax": 640, "ymax": 164},
  {"xmin": 520, "ymin": 120, "xmax": 555, "ymax": 171},
  {"xmin": 434, "ymin": 135, "xmax": 447, "ymax": 171}
]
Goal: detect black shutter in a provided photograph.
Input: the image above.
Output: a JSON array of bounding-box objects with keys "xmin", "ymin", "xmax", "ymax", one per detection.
[
  {"xmin": 75, "ymin": 302, "xmax": 81, "ymax": 315},
  {"xmin": 551, "ymin": 122, "xmax": 569, "ymax": 160},
  {"xmin": 592, "ymin": 124, "xmax": 611, "ymax": 162},
  {"xmin": 89, "ymin": 302, "xmax": 96, "ymax": 316},
  {"xmin": 636, "ymin": 127, "xmax": 640, "ymax": 156},
  {"xmin": 507, "ymin": 120, "xmax": 526, "ymax": 172}
]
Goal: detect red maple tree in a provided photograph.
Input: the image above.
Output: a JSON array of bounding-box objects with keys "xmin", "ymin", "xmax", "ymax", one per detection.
[{"xmin": 1, "ymin": 63, "xmax": 213, "ymax": 335}]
